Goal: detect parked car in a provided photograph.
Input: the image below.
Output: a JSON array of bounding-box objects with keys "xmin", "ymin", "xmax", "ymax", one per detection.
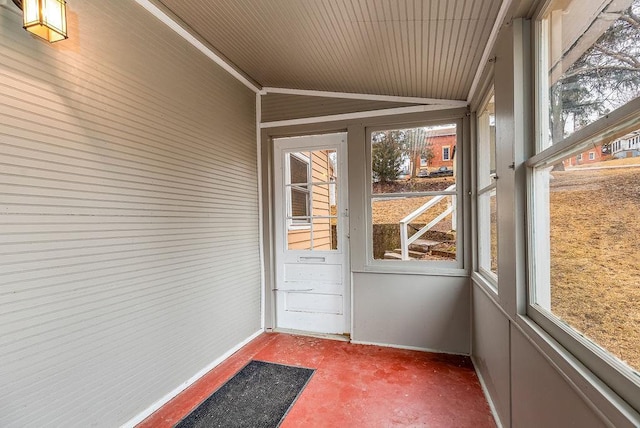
[
  {"xmin": 428, "ymin": 166, "xmax": 454, "ymax": 177},
  {"xmin": 397, "ymin": 169, "xmax": 409, "ymax": 179},
  {"xmin": 417, "ymin": 169, "xmax": 429, "ymax": 178}
]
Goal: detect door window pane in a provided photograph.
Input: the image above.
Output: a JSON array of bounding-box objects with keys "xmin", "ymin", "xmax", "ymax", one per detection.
[
  {"xmin": 312, "ymin": 184, "xmax": 335, "ymax": 217},
  {"xmin": 312, "ymin": 218, "xmax": 335, "ymax": 250},
  {"xmin": 290, "ymin": 188, "xmax": 310, "ymax": 219},
  {"xmin": 286, "ymin": 149, "xmax": 339, "ymax": 251},
  {"xmin": 287, "ymin": 153, "xmax": 311, "ymax": 224},
  {"xmin": 290, "ymin": 154, "xmax": 309, "ymax": 184}
]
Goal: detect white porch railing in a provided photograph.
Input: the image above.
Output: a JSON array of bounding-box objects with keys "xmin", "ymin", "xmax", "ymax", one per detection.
[{"xmin": 399, "ymin": 184, "xmax": 456, "ymax": 260}]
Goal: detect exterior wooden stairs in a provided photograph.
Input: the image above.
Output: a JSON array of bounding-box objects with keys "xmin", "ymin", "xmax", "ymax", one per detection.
[{"xmin": 384, "ymin": 238, "xmax": 456, "ymax": 260}]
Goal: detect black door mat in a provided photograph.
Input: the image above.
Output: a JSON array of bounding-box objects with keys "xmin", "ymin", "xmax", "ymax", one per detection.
[{"xmin": 175, "ymin": 360, "xmax": 315, "ymax": 428}]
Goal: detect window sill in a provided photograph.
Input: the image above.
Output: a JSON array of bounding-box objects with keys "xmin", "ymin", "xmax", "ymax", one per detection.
[
  {"xmin": 471, "ymin": 271, "xmax": 498, "ymax": 296},
  {"xmin": 354, "ymin": 264, "xmax": 469, "ymax": 277}
]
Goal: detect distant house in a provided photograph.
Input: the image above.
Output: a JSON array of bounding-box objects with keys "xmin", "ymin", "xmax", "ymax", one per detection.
[
  {"xmin": 611, "ymin": 131, "xmax": 640, "ymax": 159},
  {"xmin": 419, "ymin": 126, "xmax": 457, "ymax": 170},
  {"xmin": 563, "ymin": 145, "xmax": 605, "ymax": 167}
]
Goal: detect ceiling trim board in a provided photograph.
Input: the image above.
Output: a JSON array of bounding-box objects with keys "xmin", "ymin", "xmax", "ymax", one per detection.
[
  {"xmin": 263, "ymin": 87, "xmax": 468, "ymax": 107},
  {"xmin": 134, "ymin": 0, "xmax": 262, "ymax": 93},
  {"xmin": 260, "ymin": 104, "xmax": 464, "ymax": 129},
  {"xmin": 466, "ymin": 0, "xmax": 514, "ymax": 104}
]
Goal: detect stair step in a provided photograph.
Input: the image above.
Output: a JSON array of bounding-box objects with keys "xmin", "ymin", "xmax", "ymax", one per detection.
[
  {"xmin": 383, "ymin": 251, "xmax": 405, "ymax": 260},
  {"xmin": 431, "ymin": 249, "xmax": 457, "ymax": 259},
  {"xmin": 412, "ymin": 239, "xmax": 441, "ymax": 246},
  {"xmin": 409, "ymin": 239, "xmax": 440, "ymax": 252},
  {"xmin": 392, "ymin": 249, "xmax": 427, "ymax": 258}
]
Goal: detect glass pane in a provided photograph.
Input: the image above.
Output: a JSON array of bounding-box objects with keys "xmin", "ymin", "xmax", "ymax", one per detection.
[
  {"xmin": 477, "ymin": 94, "xmax": 496, "ymax": 190},
  {"xmin": 287, "ymin": 224, "xmax": 311, "ymax": 250},
  {"xmin": 489, "ymin": 194, "xmax": 497, "ymax": 274},
  {"xmin": 290, "ymin": 187, "xmax": 310, "ymax": 218},
  {"xmin": 478, "ymin": 190, "xmax": 498, "ymax": 276},
  {"xmin": 286, "ymin": 148, "xmax": 339, "ymax": 252},
  {"xmin": 533, "ymin": 154, "xmax": 640, "ymax": 373},
  {"xmin": 372, "ymin": 195, "xmax": 457, "ymax": 261},
  {"xmin": 312, "ymin": 218, "xmax": 336, "ymax": 250},
  {"xmin": 287, "ymin": 152, "xmax": 311, "ymax": 221},
  {"xmin": 543, "ymin": 0, "xmax": 640, "ymax": 146},
  {"xmin": 289, "ymin": 153, "xmax": 309, "ymax": 184},
  {"xmin": 372, "ymin": 125, "xmax": 457, "ymax": 194},
  {"xmin": 312, "ymin": 184, "xmax": 335, "ymax": 217},
  {"xmin": 309, "ymin": 149, "xmax": 337, "ymax": 183}
]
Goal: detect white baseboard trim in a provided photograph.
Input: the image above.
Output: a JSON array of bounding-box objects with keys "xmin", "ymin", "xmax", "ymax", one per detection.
[
  {"xmin": 470, "ymin": 356, "xmax": 504, "ymax": 428},
  {"xmin": 121, "ymin": 329, "xmax": 264, "ymax": 428},
  {"xmin": 350, "ymin": 339, "xmax": 468, "ymax": 356}
]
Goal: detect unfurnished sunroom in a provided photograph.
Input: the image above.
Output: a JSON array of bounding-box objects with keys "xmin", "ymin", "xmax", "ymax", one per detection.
[{"xmin": 1, "ymin": 0, "xmax": 639, "ymax": 427}]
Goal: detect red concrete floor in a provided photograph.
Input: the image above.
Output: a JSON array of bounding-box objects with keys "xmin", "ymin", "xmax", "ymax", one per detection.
[{"xmin": 138, "ymin": 333, "xmax": 496, "ymax": 427}]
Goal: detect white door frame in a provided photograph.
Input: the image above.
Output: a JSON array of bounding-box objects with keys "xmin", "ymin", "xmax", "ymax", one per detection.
[{"xmin": 272, "ymin": 132, "xmax": 350, "ymax": 335}]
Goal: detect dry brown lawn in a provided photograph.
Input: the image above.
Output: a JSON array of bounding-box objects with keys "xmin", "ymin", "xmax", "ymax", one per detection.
[
  {"xmin": 372, "ymin": 177, "xmax": 454, "ymax": 231},
  {"xmin": 550, "ymin": 164, "xmax": 640, "ymax": 372}
]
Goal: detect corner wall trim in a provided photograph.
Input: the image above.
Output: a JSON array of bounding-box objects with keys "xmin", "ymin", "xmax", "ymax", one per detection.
[
  {"xmin": 467, "ymin": 0, "xmax": 514, "ymax": 103},
  {"xmin": 260, "ymin": 104, "xmax": 463, "ymax": 129},
  {"xmin": 256, "ymin": 94, "xmax": 266, "ymax": 331},
  {"xmin": 471, "ymin": 356, "xmax": 505, "ymax": 428},
  {"xmin": 121, "ymin": 329, "xmax": 263, "ymax": 428},
  {"xmin": 134, "ymin": 0, "xmax": 261, "ymax": 93}
]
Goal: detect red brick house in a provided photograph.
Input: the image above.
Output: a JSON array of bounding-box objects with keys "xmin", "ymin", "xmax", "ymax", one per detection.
[
  {"xmin": 562, "ymin": 145, "xmax": 605, "ymax": 167},
  {"xmin": 419, "ymin": 126, "xmax": 457, "ymax": 170}
]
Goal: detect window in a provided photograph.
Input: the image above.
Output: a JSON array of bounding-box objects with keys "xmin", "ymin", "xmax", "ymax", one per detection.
[
  {"xmin": 532, "ymin": 0, "xmax": 640, "ymax": 410},
  {"xmin": 442, "ymin": 146, "xmax": 451, "ymax": 161},
  {"xmin": 538, "ymin": 0, "xmax": 640, "ymax": 151},
  {"xmin": 477, "ymin": 90, "xmax": 497, "ymax": 284},
  {"xmin": 287, "ymin": 153, "xmax": 311, "ymax": 227},
  {"xmin": 576, "ymin": 153, "xmax": 583, "ymax": 161},
  {"xmin": 368, "ymin": 123, "xmax": 460, "ymax": 268}
]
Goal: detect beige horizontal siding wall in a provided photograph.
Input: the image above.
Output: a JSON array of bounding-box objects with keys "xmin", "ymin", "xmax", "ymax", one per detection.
[
  {"xmin": 262, "ymin": 93, "xmax": 415, "ymax": 122},
  {"xmin": 0, "ymin": 2, "xmax": 259, "ymax": 427}
]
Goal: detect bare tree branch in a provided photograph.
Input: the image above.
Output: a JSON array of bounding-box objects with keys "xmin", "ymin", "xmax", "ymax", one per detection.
[
  {"xmin": 592, "ymin": 45, "xmax": 640, "ymax": 68},
  {"xmin": 561, "ymin": 65, "xmax": 640, "ymax": 80},
  {"xmin": 620, "ymin": 10, "xmax": 640, "ymax": 28}
]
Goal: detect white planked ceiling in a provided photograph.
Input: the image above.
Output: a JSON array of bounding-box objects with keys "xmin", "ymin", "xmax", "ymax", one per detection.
[{"xmin": 156, "ymin": 0, "xmax": 503, "ymax": 101}]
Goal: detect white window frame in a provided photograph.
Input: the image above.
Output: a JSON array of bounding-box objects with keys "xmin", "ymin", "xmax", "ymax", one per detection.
[
  {"xmin": 285, "ymin": 152, "xmax": 312, "ymax": 230},
  {"xmin": 576, "ymin": 153, "xmax": 583, "ymax": 161},
  {"xmin": 476, "ymin": 88, "xmax": 498, "ymax": 288},
  {"xmin": 529, "ymin": 9, "xmax": 640, "ymax": 411},
  {"xmin": 589, "ymin": 151, "xmax": 596, "ymax": 160},
  {"xmin": 364, "ymin": 119, "xmax": 464, "ymax": 274},
  {"xmin": 442, "ymin": 145, "xmax": 451, "ymax": 161}
]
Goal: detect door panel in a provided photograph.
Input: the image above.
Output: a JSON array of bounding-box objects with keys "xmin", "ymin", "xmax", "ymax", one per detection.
[{"xmin": 273, "ymin": 132, "xmax": 349, "ymax": 334}]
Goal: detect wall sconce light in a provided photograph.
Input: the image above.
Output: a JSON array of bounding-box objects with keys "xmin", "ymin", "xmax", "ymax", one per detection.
[{"xmin": 11, "ymin": 0, "xmax": 68, "ymax": 43}]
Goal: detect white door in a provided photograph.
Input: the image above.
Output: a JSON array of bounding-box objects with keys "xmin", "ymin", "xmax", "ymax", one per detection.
[{"xmin": 273, "ymin": 132, "xmax": 349, "ymax": 334}]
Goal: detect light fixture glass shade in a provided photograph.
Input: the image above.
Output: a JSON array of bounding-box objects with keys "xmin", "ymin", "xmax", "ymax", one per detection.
[{"xmin": 23, "ymin": 0, "xmax": 67, "ymax": 43}]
